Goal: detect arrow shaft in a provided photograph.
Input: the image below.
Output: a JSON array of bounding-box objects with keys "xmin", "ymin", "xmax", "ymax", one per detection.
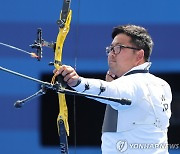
[{"xmin": 0, "ymin": 42, "xmax": 32, "ymax": 55}]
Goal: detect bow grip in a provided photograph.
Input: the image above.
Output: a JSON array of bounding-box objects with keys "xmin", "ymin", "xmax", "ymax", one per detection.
[{"xmin": 57, "ymin": 74, "xmax": 67, "ymax": 88}]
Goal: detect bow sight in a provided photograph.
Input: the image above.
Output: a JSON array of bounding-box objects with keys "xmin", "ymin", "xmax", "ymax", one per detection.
[
  {"xmin": 30, "ymin": 28, "xmax": 55, "ymax": 61},
  {"xmin": 30, "ymin": 0, "xmax": 71, "ymax": 61}
]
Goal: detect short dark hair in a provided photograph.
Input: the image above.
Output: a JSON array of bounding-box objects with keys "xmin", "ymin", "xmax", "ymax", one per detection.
[{"xmin": 112, "ymin": 24, "xmax": 154, "ymax": 62}]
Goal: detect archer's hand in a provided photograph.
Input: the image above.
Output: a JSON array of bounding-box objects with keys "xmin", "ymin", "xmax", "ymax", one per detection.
[
  {"xmin": 54, "ymin": 65, "xmax": 80, "ymax": 87},
  {"xmin": 106, "ymin": 70, "xmax": 117, "ymax": 82}
]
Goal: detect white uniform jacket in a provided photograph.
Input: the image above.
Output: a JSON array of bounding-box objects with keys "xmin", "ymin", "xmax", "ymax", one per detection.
[{"xmin": 73, "ymin": 62, "xmax": 172, "ymax": 154}]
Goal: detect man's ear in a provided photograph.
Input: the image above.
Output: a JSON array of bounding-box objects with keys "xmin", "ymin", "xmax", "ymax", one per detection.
[{"xmin": 137, "ymin": 49, "xmax": 144, "ymax": 61}]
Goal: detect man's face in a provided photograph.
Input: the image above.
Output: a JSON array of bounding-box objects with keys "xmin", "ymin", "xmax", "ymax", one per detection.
[{"xmin": 108, "ymin": 33, "xmax": 141, "ymax": 77}]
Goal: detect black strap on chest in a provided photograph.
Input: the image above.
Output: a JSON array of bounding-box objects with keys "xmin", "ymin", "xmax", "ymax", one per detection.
[{"xmin": 102, "ymin": 69, "xmax": 149, "ymax": 133}]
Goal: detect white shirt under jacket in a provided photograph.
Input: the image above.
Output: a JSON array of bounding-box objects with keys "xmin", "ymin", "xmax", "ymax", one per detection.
[{"xmin": 73, "ymin": 62, "xmax": 172, "ymax": 154}]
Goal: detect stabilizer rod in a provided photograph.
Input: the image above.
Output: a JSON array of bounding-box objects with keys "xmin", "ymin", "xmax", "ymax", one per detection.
[
  {"xmin": 14, "ymin": 86, "xmax": 46, "ymax": 108},
  {"xmin": 0, "ymin": 66, "xmax": 131, "ymax": 107}
]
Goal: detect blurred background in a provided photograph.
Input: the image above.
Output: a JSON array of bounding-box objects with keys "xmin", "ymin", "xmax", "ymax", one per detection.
[{"xmin": 0, "ymin": 0, "xmax": 180, "ymax": 153}]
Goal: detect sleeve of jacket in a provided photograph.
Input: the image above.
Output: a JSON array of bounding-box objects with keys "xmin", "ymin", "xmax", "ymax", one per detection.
[{"xmin": 72, "ymin": 76, "xmax": 138, "ymax": 110}]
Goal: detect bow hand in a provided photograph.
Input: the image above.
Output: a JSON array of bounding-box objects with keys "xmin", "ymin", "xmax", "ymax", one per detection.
[{"xmin": 54, "ymin": 65, "xmax": 80, "ymax": 87}]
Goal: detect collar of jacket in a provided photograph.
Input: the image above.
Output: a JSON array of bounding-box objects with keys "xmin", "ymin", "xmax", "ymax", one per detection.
[{"xmin": 123, "ymin": 62, "xmax": 151, "ymax": 76}]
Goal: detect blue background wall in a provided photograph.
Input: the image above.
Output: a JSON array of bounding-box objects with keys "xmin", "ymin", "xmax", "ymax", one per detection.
[{"xmin": 0, "ymin": 0, "xmax": 180, "ymax": 153}]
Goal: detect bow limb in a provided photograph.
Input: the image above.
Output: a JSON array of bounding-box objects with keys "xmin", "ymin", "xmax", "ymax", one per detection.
[
  {"xmin": 54, "ymin": 8, "xmax": 72, "ymax": 138},
  {"xmin": 54, "ymin": 10, "xmax": 72, "ymax": 70}
]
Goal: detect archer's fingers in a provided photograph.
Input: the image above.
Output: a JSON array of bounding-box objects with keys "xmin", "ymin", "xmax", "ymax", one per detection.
[
  {"xmin": 63, "ymin": 69, "xmax": 77, "ymax": 82},
  {"xmin": 64, "ymin": 71, "xmax": 79, "ymax": 84},
  {"xmin": 61, "ymin": 66, "xmax": 79, "ymax": 87},
  {"xmin": 53, "ymin": 69, "xmax": 57, "ymax": 74},
  {"xmin": 106, "ymin": 70, "xmax": 117, "ymax": 82},
  {"xmin": 61, "ymin": 66, "xmax": 74, "ymax": 77},
  {"xmin": 56, "ymin": 65, "xmax": 78, "ymax": 80},
  {"xmin": 53, "ymin": 65, "xmax": 69, "ymax": 75}
]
